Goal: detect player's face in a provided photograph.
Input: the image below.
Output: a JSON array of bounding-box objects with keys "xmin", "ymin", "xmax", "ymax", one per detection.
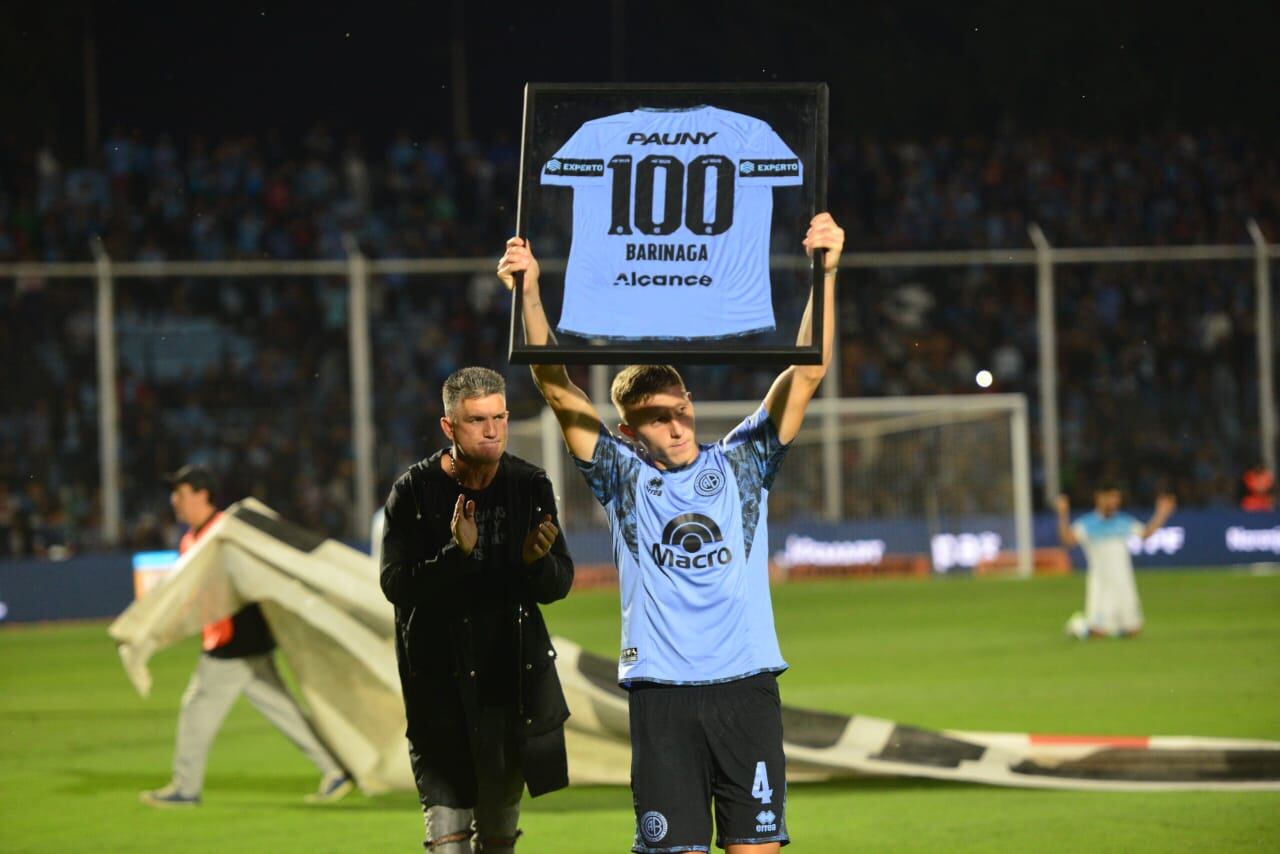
[
  {"xmin": 442, "ymin": 394, "xmax": 509, "ymax": 466},
  {"xmin": 620, "ymin": 387, "xmax": 697, "ymax": 469},
  {"xmin": 1094, "ymin": 489, "xmax": 1122, "ymax": 516},
  {"xmin": 170, "ymin": 484, "xmax": 210, "ymax": 526}
]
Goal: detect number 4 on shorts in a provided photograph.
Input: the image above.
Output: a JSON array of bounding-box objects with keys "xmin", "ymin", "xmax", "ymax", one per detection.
[{"xmin": 751, "ymin": 761, "xmax": 773, "ymax": 804}]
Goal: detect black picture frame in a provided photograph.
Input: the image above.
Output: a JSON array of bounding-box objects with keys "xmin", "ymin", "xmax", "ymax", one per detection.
[{"xmin": 510, "ymin": 82, "xmax": 829, "ymax": 365}]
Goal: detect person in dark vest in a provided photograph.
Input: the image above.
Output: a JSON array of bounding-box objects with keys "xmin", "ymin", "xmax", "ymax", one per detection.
[
  {"xmin": 140, "ymin": 465, "xmax": 352, "ymax": 807},
  {"xmin": 380, "ymin": 367, "xmax": 574, "ymax": 852}
]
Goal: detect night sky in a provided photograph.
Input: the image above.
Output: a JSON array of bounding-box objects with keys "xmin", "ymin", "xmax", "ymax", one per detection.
[{"xmin": 2, "ymin": 0, "xmax": 1277, "ymax": 155}]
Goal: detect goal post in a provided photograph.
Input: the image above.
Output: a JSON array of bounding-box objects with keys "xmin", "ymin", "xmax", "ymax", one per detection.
[{"xmin": 508, "ymin": 394, "xmax": 1034, "ymax": 578}]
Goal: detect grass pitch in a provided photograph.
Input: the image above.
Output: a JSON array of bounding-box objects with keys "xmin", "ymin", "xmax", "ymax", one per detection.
[{"xmin": 1, "ymin": 569, "xmax": 1277, "ymax": 852}]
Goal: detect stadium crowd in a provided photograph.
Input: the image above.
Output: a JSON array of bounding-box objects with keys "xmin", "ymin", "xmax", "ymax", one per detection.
[{"xmin": 1, "ymin": 126, "xmax": 1275, "ymax": 555}]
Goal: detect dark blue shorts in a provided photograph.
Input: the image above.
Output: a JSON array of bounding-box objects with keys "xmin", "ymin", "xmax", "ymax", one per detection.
[{"xmin": 628, "ymin": 672, "xmax": 789, "ymax": 853}]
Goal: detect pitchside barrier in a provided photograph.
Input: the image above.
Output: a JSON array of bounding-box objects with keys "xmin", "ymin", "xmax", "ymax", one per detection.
[
  {"xmin": 1, "ymin": 507, "xmax": 1276, "ymax": 623},
  {"xmin": 552, "ymin": 510, "xmax": 1280, "ymax": 590}
]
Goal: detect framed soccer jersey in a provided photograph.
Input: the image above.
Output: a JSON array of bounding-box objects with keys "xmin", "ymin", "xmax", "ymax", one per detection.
[{"xmin": 511, "ymin": 83, "xmax": 828, "ymax": 365}]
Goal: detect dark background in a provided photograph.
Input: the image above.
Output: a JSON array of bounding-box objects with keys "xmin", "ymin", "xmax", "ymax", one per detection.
[{"xmin": 3, "ymin": 0, "xmax": 1277, "ymax": 158}]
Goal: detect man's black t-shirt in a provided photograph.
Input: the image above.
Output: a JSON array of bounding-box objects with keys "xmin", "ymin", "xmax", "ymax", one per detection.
[{"xmin": 455, "ymin": 462, "xmax": 518, "ymax": 707}]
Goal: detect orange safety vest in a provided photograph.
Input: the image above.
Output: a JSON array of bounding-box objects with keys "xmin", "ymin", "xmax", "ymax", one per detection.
[
  {"xmin": 1241, "ymin": 469, "xmax": 1276, "ymax": 512},
  {"xmin": 1241, "ymin": 494, "xmax": 1276, "ymax": 511},
  {"xmin": 179, "ymin": 511, "xmax": 231, "ymax": 651}
]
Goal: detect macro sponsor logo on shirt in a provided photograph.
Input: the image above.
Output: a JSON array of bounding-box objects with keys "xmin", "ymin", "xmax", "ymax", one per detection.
[{"xmin": 649, "ymin": 513, "xmax": 733, "ymax": 570}]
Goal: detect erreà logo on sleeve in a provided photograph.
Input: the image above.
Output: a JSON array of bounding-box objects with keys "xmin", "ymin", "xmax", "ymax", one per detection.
[
  {"xmin": 649, "ymin": 513, "xmax": 733, "ymax": 570},
  {"xmin": 739, "ymin": 158, "xmax": 800, "ymax": 177}
]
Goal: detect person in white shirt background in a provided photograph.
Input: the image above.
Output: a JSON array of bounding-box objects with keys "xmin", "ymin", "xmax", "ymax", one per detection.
[{"xmin": 1057, "ymin": 484, "xmax": 1177, "ymax": 639}]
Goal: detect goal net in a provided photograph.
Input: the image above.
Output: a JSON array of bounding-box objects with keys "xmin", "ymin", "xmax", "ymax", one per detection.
[{"xmin": 508, "ymin": 394, "xmax": 1033, "ymax": 577}]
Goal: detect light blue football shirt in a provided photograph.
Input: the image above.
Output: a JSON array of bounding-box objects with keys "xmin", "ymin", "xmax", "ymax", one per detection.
[
  {"xmin": 1072, "ymin": 511, "xmax": 1141, "ymax": 542},
  {"xmin": 1071, "ymin": 511, "xmax": 1143, "ymax": 572},
  {"xmin": 542, "ymin": 105, "xmax": 803, "ymax": 341},
  {"xmin": 574, "ymin": 406, "xmax": 790, "ymax": 685}
]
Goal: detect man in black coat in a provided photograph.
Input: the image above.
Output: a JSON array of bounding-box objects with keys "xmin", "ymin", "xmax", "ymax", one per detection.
[{"xmin": 380, "ymin": 367, "xmax": 574, "ymax": 853}]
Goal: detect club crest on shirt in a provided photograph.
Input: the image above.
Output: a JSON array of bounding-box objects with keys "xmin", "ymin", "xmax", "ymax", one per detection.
[{"xmin": 695, "ymin": 469, "xmax": 725, "ymax": 497}]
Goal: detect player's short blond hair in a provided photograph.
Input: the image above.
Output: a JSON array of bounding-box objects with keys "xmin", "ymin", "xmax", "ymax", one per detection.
[{"xmin": 610, "ymin": 365, "xmax": 687, "ymax": 422}]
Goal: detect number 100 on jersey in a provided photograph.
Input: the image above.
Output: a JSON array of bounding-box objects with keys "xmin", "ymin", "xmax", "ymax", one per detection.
[{"xmin": 514, "ymin": 83, "xmax": 828, "ymax": 365}]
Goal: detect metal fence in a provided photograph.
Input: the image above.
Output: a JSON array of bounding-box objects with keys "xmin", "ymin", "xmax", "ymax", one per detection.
[{"xmin": 1, "ymin": 224, "xmax": 1274, "ymax": 546}]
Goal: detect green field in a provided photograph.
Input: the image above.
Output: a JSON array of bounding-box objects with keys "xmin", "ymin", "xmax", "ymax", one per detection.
[{"xmin": 2, "ymin": 569, "xmax": 1278, "ymax": 852}]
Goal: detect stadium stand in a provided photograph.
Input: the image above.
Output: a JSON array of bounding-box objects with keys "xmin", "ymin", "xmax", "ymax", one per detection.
[{"xmin": 0, "ymin": 127, "xmax": 1275, "ymax": 555}]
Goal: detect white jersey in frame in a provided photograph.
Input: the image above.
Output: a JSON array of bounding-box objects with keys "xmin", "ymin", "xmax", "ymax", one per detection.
[{"xmin": 541, "ymin": 105, "xmax": 803, "ymax": 340}]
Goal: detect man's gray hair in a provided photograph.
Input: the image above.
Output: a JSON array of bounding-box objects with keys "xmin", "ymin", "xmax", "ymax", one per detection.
[{"xmin": 442, "ymin": 366, "xmax": 506, "ymax": 417}]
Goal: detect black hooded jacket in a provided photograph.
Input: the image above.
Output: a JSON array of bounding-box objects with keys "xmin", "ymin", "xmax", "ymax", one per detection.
[{"xmin": 379, "ymin": 450, "xmax": 574, "ymax": 805}]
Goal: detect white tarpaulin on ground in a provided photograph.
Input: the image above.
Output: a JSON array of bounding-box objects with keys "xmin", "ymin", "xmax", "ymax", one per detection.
[
  {"xmin": 109, "ymin": 499, "xmax": 414, "ymax": 794},
  {"xmin": 110, "ymin": 500, "xmax": 1280, "ymax": 794}
]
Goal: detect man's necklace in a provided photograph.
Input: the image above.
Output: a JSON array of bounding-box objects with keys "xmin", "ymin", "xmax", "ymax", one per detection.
[
  {"xmin": 446, "ymin": 449, "xmax": 464, "ymax": 488},
  {"xmin": 448, "ymin": 449, "xmax": 499, "ymax": 491}
]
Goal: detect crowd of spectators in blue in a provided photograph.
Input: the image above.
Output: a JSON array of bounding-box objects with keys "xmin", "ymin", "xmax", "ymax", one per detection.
[{"xmin": 0, "ymin": 125, "xmax": 1274, "ymax": 556}]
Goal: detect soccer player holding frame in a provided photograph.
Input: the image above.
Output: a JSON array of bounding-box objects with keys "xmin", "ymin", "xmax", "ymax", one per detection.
[
  {"xmin": 497, "ymin": 212, "xmax": 842, "ymax": 854},
  {"xmin": 1056, "ymin": 485, "xmax": 1177, "ymax": 639}
]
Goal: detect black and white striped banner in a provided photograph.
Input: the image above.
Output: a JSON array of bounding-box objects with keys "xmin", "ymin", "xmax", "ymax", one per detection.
[
  {"xmin": 555, "ymin": 639, "xmax": 1280, "ymax": 791},
  {"xmin": 112, "ymin": 501, "xmax": 1280, "ymax": 794}
]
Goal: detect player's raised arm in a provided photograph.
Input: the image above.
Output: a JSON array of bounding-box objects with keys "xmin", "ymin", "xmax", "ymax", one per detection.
[
  {"xmin": 763, "ymin": 212, "xmax": 845, "ymax": 445},
  {"xmin": 497, "ymin": 237, "xmax": 604, "ymax": 461},
  {"xmin": 1141, "ymin": 493, "xmax": 1177, "ymax": 538},
  {"xmin": 1055, "ymin": 494, "xmax": 1079, "ymax": 547}
]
